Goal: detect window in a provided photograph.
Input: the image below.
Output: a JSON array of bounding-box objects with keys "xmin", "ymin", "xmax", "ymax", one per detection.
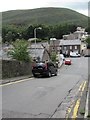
[
  {"xmin": 70, "ymin": 46, "xmax": 72, "ymax": 50},
  {"xmin": 75, "ymin": 46, "xmax": 77, "ymax": 49},
  {"xmin": 64, "ymin": 47, "xmax": 66, "ymax": 50},
  {"xmin": 60, "ymin": 47, "xmax": 62, "ymax": 50}
]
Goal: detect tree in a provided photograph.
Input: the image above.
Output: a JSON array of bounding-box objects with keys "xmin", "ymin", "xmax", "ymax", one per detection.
[
  {"xmin": 8, "ymin": 39, "xmax": 31, "ymax": 62},
  {"xmin": 50, "ymin": 52, "xmax": 57, "ymax": 62},
  {"xmin": 86, "ymin": 37, "xmax": 90, "ymax": 49},
  {"xmin": 2, "ymin": 24, "xmax": 78, "ymax": 43},
  {"xmin": 86, "ymin": 37, "xmax": 90, "ymax": 45},
  {"xmin": 85, "ymin": 27, "xmax": 90, "ymax": 34}
]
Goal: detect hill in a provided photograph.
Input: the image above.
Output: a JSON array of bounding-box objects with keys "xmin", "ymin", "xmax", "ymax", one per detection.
[{"xmin": 2, "ymin": 7, "xmax": 88, "ymax": 27}]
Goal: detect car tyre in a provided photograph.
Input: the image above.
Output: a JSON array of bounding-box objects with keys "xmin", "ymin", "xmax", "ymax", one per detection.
[
  {"xmin": 33, "ymin": 74, "xmax": 37, "ymax": 78},
  {"xmin": 48, "ymin": 71, "xmax": 51, "ymax": 77},
  {"xmin": 55, "ymin": 71, "xmax": 57, "ymax": 76}
]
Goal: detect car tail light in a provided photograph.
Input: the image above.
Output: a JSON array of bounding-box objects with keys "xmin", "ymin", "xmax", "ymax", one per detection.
[{"xmin": 32, "ymin": 64, "xmax": 35, "ymax": 69}]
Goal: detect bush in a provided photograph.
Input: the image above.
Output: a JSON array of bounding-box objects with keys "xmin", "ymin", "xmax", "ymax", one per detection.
[
  {"xmin": 8, "ymin": 39, "xmax": 31, "ymax": 62},
  {"xmin": 86, "ymin": 37, "xmax": 90, "ymax": 45},
  {"xmin": 50, "ymin": 52, "xmax": 57, "ymax": 62}
]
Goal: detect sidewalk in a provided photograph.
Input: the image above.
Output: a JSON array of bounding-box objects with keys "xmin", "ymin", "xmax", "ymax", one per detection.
[
  {"xmin": 0, "ymin": 75, "xmax": 33, "ymax": 85},
  {"xmin": 84, "ymin": 79, "xmax": 90, "ymax": 118},
  {"xmin": 51, "ymin": 79, "xmax": 89, "ymax": 118}
]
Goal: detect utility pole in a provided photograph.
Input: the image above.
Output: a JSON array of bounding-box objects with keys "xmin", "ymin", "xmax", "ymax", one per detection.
[{"xmin": 34, "ymin": 27, "xmax": 42, "ymax": 57}]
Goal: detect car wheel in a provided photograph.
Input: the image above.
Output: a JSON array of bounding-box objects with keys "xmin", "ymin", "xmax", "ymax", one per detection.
[
  {"xmin": 48, "ymin": 71, "xmax": 51, "ymax": 77},
  {"xmin": 33, "ymin": 74, "xmax": 37, "ymax": 78},
  {"xmin": 55, "ymin": 71, "xmax": 57, "ymax": 76}
]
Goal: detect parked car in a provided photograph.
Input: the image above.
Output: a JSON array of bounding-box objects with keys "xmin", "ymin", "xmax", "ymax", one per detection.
[
  {"xmin": 65, "ymin": 59, "xmax": 71, "ymax": 65},
  {"xmin": 70, "ymin": 52, "xmax": 80, "ymax": 57},
  {"xmin": 32, "ymin": 62, "xmax": 58, "ymax": 77},
  {"xmin": 84, "ymin": 55, "xmax": 90, "ymax": 57},
  {"xmin": 60, "ymin": 54, "xmax": 65, "ymax": 61}
]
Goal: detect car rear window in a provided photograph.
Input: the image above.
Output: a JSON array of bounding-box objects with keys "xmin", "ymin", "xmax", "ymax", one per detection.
[{"xmin": 36, "ymin": 63, "xmax": 45, "ymax": 66}]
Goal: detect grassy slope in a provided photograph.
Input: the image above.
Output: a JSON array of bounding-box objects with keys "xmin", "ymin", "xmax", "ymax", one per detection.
[{"xmin": 2, "ymin": 7, "xmax": 88, "ymax": 27}]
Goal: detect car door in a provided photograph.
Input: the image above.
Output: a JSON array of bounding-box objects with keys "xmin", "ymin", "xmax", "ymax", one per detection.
[{"xmin": 49, "ymin": 62, "xmax": 56, "ymax": 74}]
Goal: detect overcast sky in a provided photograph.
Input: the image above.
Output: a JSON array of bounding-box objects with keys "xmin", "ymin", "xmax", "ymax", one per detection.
[{"xmin": 1, "ymin": 0, "xmax": 90, "ymax": 16}]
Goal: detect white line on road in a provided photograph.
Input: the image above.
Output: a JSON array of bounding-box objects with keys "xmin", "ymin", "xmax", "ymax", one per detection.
[{"xmin": 0, "ymin": 77, "xmax": 34, "ymax": 87}]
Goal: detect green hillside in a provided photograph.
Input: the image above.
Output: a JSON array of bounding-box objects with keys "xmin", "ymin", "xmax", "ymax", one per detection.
[{"xmin": 2, "ymin": 7, "xmax": 88, "ymax": 27}]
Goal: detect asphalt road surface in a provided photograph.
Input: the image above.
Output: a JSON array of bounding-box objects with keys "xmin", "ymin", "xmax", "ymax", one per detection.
[{"xmin": 2, "ymin": 57, "xmax": 88, "ymax": 118}]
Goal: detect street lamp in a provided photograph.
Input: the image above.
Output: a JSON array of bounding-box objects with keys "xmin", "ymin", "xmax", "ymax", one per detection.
[{"xmin": 34, "ymin": 27, "xmax": 42, "ymax": 57}]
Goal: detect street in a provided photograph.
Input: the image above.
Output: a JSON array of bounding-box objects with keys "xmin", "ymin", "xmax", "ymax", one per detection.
[{"xmin": 2, "ymin": 57, "xmax": 88, "ymax": 118}]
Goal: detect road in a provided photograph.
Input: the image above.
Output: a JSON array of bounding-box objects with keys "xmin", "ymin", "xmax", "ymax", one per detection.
[{"xmin": 2, "ymin": 57, "xmax": 88, "ymax": 118}]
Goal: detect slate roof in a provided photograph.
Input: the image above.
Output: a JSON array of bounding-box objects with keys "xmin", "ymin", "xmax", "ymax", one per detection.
[{"xmin": 59, "ymin": 39, "xmax": 81, "ymax": 46}]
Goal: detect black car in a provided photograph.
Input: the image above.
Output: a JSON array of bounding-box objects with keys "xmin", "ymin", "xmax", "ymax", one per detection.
[
  {"xmin": 84, "ymin": 55, "xmax": 90, "ymax": 57},
  {"xmin": 32, "ymin": 62, "xmax": 58, "ymax": 77}
]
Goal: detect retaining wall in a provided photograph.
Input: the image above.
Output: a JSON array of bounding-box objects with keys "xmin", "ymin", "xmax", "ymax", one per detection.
[{"xmin": 2, "ymin": 60, "xmax": 32, "ymax": 79}]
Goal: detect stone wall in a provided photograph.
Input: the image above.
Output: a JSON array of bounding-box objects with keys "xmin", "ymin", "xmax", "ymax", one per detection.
[{"xmin": 2, "ymin": 60, "xmax": 32, "ymax": 79}]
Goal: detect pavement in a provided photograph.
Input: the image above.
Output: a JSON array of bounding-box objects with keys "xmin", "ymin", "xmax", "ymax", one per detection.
[
  {"xmin": 0, "ymin": 75, "xmax": 33, "ymax": 85},
  {"xmin": 51, "ymin": 80, "xmax": 88, "ymax": 118},
  {"xmin": 84, "ymin": 80, "xmax": 90, "ymax": 119},
  {"xmin": 1, "ymin": 58, "xmax": 90, "ymax": 118}
]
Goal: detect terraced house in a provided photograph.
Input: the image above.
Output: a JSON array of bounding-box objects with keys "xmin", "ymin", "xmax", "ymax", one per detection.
[{"xmin": 59, "ymin": 39, "xmax": 81, "ymax": 55}]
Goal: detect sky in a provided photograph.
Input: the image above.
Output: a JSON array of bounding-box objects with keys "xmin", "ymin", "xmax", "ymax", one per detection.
[{"xmin": 1, "ymin": 0, "xmax": 90, "ymax": 16}]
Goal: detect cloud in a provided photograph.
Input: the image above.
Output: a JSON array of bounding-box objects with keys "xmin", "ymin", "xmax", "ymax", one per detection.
[
  {"xmin": 1, "ymin": 0, "xmax": 89, "ymax": 16},
  {"xmin": 1, "ymin": 0, "xmax": 45, "ymax": 11},
  {"xmin": 77, "ymin": 9, "xmax": 88, "ymax": 16},
  {"xmin": 45, "ymin": 0, "xmax": 89, "ymax": 16},
  {"xmin": 65, "ymin": 2, "xmax": 88, "ymax": 10},
  {"xmin": 45, "ymin": 1, "xmax": 88, "ymax": 10}
]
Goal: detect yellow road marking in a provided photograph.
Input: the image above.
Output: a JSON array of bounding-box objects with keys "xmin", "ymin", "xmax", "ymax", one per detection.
[
  {"xmin": 78, "ymin": 82, "xmax": 84, "ymax": 91},
  {"xmin": 66, "ymin": 81, "xmax": 87, "ymax": 118},
  {"xmin": 66, "ymin": 104, "xmax": 73, "ymax": 119},
  {"xmin": 0, "ymin": 77, "xmax": 34, "ymax": 87},
  {"xmin": 72, "ymin": 98, "xmax": 80, "ymax": 119},
  {"xmin": 82, "ymin": 81, "xmax": 87, "ymax": 92},
  {"xmin": 72, "ymin": 81, "xmax": 87, "ymax": 119},
  {"xmin": 80, "ymin": 81, "xmax": 87, "ymax": 96}
]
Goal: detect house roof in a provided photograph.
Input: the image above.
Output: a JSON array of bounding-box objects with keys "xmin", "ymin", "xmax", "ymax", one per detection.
[
  {"xmin": 59, "ymin": 39, "xmax": 81, "ymax": 46},
  {"xmin": 29, "ymin": 49, "xmax": 44, "ymax": 59},
  {"xmin": 29, "ymin": 42, "xmax": 49, "ymax": 59},
  {"xmin": 50, "ymin": 40, "xmax": 60, "ymax": 46}
]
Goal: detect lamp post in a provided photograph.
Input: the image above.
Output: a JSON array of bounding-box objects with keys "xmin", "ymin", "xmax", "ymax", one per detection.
[{"xmin": 34, "ymin": 27, "xmax": 42, "ymax": 57}]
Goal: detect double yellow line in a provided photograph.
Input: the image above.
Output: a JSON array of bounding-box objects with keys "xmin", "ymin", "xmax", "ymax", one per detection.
[
  {"xmin": 72, "ymin": 81, "xmax": 87, "ymax": 119},
  {"xmin": 66, "ymin": 81, "xmax": 87, "ymax": 119}
]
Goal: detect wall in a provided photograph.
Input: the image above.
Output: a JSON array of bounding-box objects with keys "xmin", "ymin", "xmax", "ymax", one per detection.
[{"xmin": 2, "ymin": 60, "xmax": 32, "ymax": 79}]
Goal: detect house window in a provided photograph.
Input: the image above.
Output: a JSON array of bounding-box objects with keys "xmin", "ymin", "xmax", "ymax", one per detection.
[
  {"xmin": 60, "ymin": 47, "xmax": 62, "ymax": 50},
  {"xmin": 75, "ymin": 46, "xmax": 77, "ymax": 49},
  {"xmin": 70, "ymin": 46, "xmax": 72, "ymax": 50},
  {"xmin": 64, "ymin": 47, "xmax": 66, "ymax": 50},
  {"xmin": 57, "ymin": 47, "xmax": 60, "ymax": 50}
]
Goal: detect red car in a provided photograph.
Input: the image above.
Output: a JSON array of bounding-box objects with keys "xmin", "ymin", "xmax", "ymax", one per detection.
[{"xmin": 65, "ymin": 59, "xmax": 71, "ymax": 65}]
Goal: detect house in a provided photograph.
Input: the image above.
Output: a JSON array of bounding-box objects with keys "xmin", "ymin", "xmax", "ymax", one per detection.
[
  {"xmin": 28, "ymin": 38, "xmax": 36, "ymax": 48},
  {"xmin": 49, "ymin": 38, "xmax": 81, "ymax": 55},
  {"xmin": 49, "ymin": 38, "xmax": 60, "ymax": 53},
  {"xmin": 29, "ymin": 42, "xmax": 50, "ymax": 62},
  {"xmin": 63, "ymin": 33, "xmax": 76, "ymax": 40},
  {"xmin": 63, "ymin": 27, "xmax": 88, "ymax": 41},
  {"xmin": 42, "ymin": 50, "xmax": 50, "ymax": 62},
  {"xmin": 59, "ymin": 39, "xmax": 81, "ymax": 55}
]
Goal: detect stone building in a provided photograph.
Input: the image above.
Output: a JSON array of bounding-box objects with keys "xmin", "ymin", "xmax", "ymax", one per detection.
[
  {"xmin": 63, "ymin": 27, "xmax": 88, "ymax": 41},
  {"xmin": 59, "ymin": 39, "xmax": 81, "ymax": 55}
]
